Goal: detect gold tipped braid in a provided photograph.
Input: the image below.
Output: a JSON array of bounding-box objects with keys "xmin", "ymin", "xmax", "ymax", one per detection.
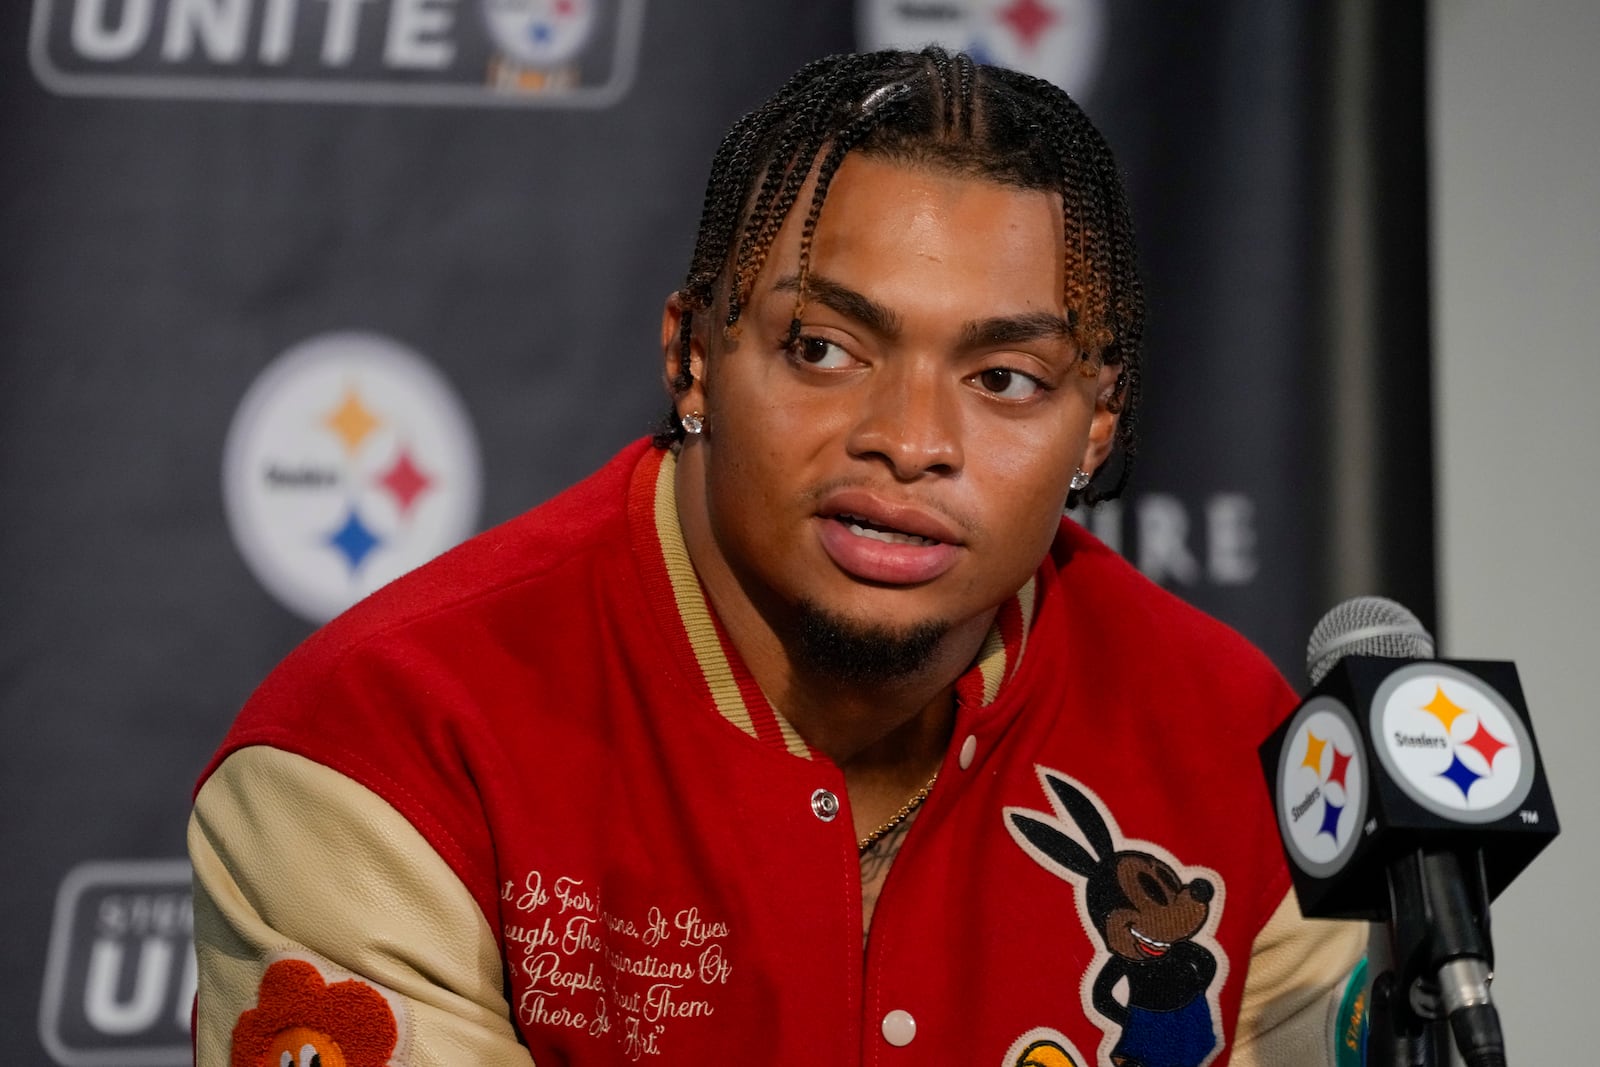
[{"xmin": 858, "ymin": 773, "xmax": 939, "ymax": 855}]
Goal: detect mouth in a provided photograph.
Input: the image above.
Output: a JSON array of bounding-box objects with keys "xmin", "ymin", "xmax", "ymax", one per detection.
[
  {"xmin": 1129, "ymin": 926, "xmax": 1172, "ymax": 958},
  {"xmin": 813, "ymin": 493, "xmax": 963, "ymax": 586},
  {"xmin": 832, "ymin": 513, "xmax": 942, "ymax": 547}
]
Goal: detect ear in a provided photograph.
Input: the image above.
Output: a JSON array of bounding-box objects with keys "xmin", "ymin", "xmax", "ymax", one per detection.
[
  {"xmin": 1080, "ymin": 359, "xmax": 1124, "ymax": 475},
  {"xmin": 1043, "ymin": 772, "xmax": 1114, "ymax": 861},
  {"xmin": 660, "ymin": 291, "xmax": 707, "ymax": 419},
  {"xmin": 1008, "ymin": 812, "xmax": 1101, "ymax": 878}
]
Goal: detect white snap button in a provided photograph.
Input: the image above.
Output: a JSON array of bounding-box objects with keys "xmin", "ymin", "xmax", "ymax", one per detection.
[
  {"xmin": 881, "ymin": 1008, "xmax": 916, "ymax": 1046},
  {"xmin": 959, "ymin": 734, "xmax": 977, "ymax": 770},
  {"xmin": 810, "ymin": 788, "xmax": 840, "ymax": 822}
]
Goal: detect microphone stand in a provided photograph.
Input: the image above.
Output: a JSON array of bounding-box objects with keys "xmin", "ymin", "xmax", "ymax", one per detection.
[
  {"xmin": 1370, "ymin": 848, "xmax": 1507, "ymax": 1067},
  {"xmin": 1366, "ymin": 969, "xmax": 1439, "ymax": 1067}
]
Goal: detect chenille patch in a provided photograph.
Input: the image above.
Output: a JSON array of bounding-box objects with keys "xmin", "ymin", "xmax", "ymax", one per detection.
[
  {"xmin": 1005, "ymin": 767, "xmax": 1230, "ymax": 1067},
  {"xmin": 230, "ymin": 957, "xmax": 403, "ymax": 1067},
  {"xmin": 1002, "ymin": 1027, "xmax": 1089, "ymax": 1066},
  {"xmin": 1334, "ymin": 956, "xmax": 1370, "ymax": 1067}
]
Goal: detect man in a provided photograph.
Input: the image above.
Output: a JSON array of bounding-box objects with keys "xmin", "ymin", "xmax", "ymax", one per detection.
[{"xmin": 191, "ymin": 48, "xmax": 1365, "ymax": 1065}]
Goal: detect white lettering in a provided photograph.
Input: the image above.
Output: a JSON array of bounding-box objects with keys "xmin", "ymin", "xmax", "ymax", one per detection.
[
  {"xmin": 603, "ymin": 910, "xmax": 640, "ymax": 939},
  {"xmin": 504, "ymin": 916, "xmax": 558, "ymax": 949},
  {"xmin": 1081, "ymin": 493, "xmax": 1266, "ymax": 586},
  {"xmin": 673, "ymin": 906, "xmax": 728, "ymax": 948},
  {"xmin": 320, "ymin": 0, "xmax": 379, "ymax": 65},
  {"xmin": 523, "ymin": 951, "xmax": 606, "ymax": 996},
  {"xmin": 260, "ymin": 0, "xmax": 298, "ymax": 63},
  {"xmin": 642, "ymin": 906, "xmax": 668, "ymax": 947},
  {"xmin": 644, "ymin": 981, "xmax": 713, "ymax": 1022},
  {"xmin": 1138, "ymin": 493, "xmax": 1201, "ymax": 584},
  {"xmin": 162, "ymin": 0, "xmax": 249, "ymax": 62},
  {"xmin": 385, "ymin": 0, "xmax": 456, "ymax": 68},
  {"xmin": 71, "ymin": 0, "xmax": 156, "ymax": 61},
  {"xmin": 561, "ymin": 914, "xmax": 602, "ymax": 956},
  {"xmin": 697, "ymin": 943, "xmax": 732, "ymax": 985},
  {"xmin": 605, "ymin": 947, "xmax": 697, "ymax": 981},
  {"xmin": 96, "ymin": 893, "xmax": 192, "ymax": 938},
  {"xmin": 514, "ymin": 870, "xmax": 549, "ymax": 912},
  {"xmin": 588, "ymin": 995, "xmax": 611, "ymax": 1038},
  {"xmin": 519, "ymin": 991, "xmax": 588, "ymax": 1029},
  {"xmin": 554, "ymin": 876, "xmax": 594, "ymax": 915},
  {"xmin": 84, "ymin": 938, "xmax": 173, "ymax": 1035},
  {"xmin": 1207, "ymin": 493, "xmax": 1258, "ymax": 584},
  {"xmin": 623, "ymin": 1015, "xmax": 662, "ymax": 1058}
]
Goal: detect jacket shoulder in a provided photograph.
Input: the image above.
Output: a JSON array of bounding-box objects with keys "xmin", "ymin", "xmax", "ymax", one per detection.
[
  {"xmin": 1048, "ymin": 516, "xmax": 1291, "ymax": 706},
  {"xmin": 202, "ymin": 441, "xmax": 655, "ymax": 777},
  {"xmin": 299, "ymin": 439, "xmax": 648, "ymax": 659}
]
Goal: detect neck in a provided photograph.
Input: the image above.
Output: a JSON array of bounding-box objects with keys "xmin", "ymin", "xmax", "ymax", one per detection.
[
  {"xmin": 771, "ymin": 613, "xmax": 990, "ymax": 772},
  {"xmin": 672, "ymin": 448, "xmax": 995, "ymax": 776}
]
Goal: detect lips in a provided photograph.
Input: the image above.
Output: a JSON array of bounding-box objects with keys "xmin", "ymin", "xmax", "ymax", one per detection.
[
  {"xmin": 835, "ymin": 514, "xmax": 940, "ymax": 547},
  {"xmin": 1129, "ymin": 926, "xmax": 1172, "ymax": 958},
  {"xmin": 813, "ymin": 490, "xmax": 963, "ymax": 585}
]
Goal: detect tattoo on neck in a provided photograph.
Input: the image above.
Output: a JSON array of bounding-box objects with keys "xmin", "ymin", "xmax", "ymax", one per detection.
[{"xmin": 859, "ymin": 808, "xmax": 921, "ymax": 946}]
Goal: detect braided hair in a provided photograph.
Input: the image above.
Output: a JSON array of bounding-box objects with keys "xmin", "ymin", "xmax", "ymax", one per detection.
[{"xmin": 656, "ymin": 47, "xmax": 1143, "ymax": 507}]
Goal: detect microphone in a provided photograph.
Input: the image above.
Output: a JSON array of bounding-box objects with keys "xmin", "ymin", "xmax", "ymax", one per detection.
[{"xmin": 1258, "ymin": 596, "xmax": 1560, "ymax": 1067}]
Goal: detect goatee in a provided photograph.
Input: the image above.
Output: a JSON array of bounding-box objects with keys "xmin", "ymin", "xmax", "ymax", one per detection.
[{"xmin": 792, "ymin": 601, "xmax": 948, "ymax": 685}]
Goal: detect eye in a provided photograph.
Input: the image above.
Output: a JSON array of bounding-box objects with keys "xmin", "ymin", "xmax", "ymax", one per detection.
[
  {"xmin": 790, "ymin": 336, "xmax": 855, "ymax": 370},
  {"xmin": 972, "ymin": 366, "xmax": 1042, "ymax": 400},
  {"xmin": 300, "ymin": 1046, "xmax": 321, "ymax": 1067},
  {"xmin": 280, "ymin": 1055, "xmax": 292, "ymax": 1067},
  {"xmin": 1137, "ymin": 872, "xmax": 1169, "ymax": 905}
]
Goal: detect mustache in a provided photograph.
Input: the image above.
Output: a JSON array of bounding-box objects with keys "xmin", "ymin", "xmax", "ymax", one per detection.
[{"xmin": 802, "ymin": 476, "xmax": 983, "ymax": 538}]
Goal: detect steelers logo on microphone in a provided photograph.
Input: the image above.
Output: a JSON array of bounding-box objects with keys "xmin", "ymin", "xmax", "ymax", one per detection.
[
  {"xmin": 1371, "ymin": 663, "xmax": 1534, "ymax": 823},
  {"xmin": 223, "ymin": 331, "xmax": 483, "ymax": 624},
  {"xmin": 1276, "ymin": 696, "xmax": 1367, "ymax": 878}
]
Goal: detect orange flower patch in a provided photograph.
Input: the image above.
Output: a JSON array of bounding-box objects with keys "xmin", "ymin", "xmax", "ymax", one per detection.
[{"xmin": 231, "ymin": 958, "xmax": 398, "ymax": 1067}]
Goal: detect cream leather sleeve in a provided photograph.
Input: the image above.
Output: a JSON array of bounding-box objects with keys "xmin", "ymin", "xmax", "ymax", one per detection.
[
  {"xmin": 1230, "ymin": 888, "xmax": 1371, "ymax": 1067},
  {"xmin": 189, "ymin": 745, "xmax": 533, "ymax": 1066}
]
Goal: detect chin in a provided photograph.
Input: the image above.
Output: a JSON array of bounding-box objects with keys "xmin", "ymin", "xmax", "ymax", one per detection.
[{"xmin": 790, "ymin": 600, "xmax": 950, "ymax": 686}]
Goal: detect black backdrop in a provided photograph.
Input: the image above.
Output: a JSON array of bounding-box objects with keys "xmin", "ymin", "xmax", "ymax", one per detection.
[{"xmin": 0, "ymin": 2, "xmax": 1432, "ymax": 1061}]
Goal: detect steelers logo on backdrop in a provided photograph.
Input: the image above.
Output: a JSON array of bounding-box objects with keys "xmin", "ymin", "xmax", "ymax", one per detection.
[
  {"xmin": 223, "ymin": 332, "xmax": 482, "ymax": 624},
  {"xmin": 1370, "ymin": 663, "xmax": 1533, "ymax": 824},
  {"xmin": 856, "ymin": 0, "xmax": 1107, "ymax": 101},
  {"xmin": 1275, "ymin": 696, "xmax": 1366, "ymax": 878},
  {"xmin": 482, "ymin": 0, "xmax": 598, "ymax": 68}
]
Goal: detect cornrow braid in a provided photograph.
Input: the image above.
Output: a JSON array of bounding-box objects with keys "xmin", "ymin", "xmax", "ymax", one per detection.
[
  {"xmin": 930, "ymin": 47, "xmax": 956, "ymax": 132},
  {"xmin": 955, "ymin": 51, "xmax": 975, "ymax": 137},
  {"xmin": 654, "ymin": 48, "xmax": 1145, "ymax": 508},
  {"xmin": 787, "ymin": 83, "xmax": 916, "ymax": 337}
]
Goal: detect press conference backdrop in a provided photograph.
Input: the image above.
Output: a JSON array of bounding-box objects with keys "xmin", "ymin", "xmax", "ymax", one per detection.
[{"xmin": 1, "ymin": 2, "xmax": 1437, "ymax": 1062}]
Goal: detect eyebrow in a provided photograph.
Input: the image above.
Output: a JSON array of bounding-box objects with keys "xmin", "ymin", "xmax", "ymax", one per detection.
[
  {"xmin": 774, "ymin": 274, "xmax": 901, "ymax": 338},
  {"xmin": 773, "ymin": 273, "xmax": 1072, "ymax": 351},
  {"xmin": 958, "ymin": 311, "xmax": 1073, "ymax": 349}
]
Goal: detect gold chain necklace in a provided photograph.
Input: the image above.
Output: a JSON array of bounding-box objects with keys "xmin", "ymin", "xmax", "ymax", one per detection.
[{"xmin": 857, "ymin": 772, "xmax": 939, "ymax": 855}]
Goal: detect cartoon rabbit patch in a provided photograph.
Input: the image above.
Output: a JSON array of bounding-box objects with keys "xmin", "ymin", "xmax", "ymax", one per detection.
[{"xmin": 1005, "ymin": 767, "xmax": 1229, "ymax": 1067}]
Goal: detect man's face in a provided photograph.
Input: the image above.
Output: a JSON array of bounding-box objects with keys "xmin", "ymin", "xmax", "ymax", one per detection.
[{"xmin": 668, "ymin": 154, "xmax": 1119, "ymax": 660}]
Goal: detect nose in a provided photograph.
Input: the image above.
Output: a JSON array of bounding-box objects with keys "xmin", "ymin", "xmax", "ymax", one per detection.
[{"xmin": 844, "ymin": 362, "xmax": 963, "ymax": 480}]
